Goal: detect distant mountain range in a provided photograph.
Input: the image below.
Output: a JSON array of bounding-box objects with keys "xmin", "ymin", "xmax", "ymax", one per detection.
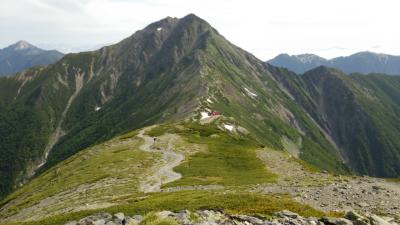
[
  {"xmin": 0, "ymin": 41, "xmax": 64, "ymax": 76},
  {"xmin": 268, "ymin": 52, "xmax": 400, "ymax": 75}
]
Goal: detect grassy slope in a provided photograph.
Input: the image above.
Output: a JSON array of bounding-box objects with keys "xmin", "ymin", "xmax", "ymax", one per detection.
[
  {"xmin": 149, "ymin": 123, "xmax": 277, "ymax": 187},
  {"xmin": 0, "ymin": 122, "xmax": 338, "ymax": 225},
  {"xmin": 3, "ymin": 191, "xmax": 328, "ymax": 225},
  {"xmin": 0, "ymin": 130, "xmax": 155, "ymax": 220},
  {"xmin": 199, "ymin": 34, "xmax": 348, "ymax": 174}
]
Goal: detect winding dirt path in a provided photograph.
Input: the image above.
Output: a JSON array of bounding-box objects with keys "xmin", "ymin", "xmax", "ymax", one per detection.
[{"xmin": 137, "ymin": 128, "xmax": 184, "ymax": 193}]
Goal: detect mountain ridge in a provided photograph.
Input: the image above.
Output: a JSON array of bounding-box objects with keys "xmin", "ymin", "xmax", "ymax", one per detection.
[
  {"xmin": 268, "ymin": 52, "xmax": 400, "ymax": 75},
  {"xmin": 0, "ymin": 14, "xmax": 399, "ymax": 204}
]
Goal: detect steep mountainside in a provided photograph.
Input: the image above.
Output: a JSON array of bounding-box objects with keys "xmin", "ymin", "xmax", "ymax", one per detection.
[
  {"xmin": 268, "ymin": 52, "xmax": 400, "ymax": 75},
  {"xmin": 271, "ymin": 66, "xmax": 400, "ymax": 176},
  {"xmin": 0, "ymin": 41, "xmax": 64, "ymax": 76},
  {"xmin": 0, "ymin": 14, "xmax": 399, "ymax": 202},
  {"xmin": 0, "ymin": 14, "xmax": 210, "ymax": 198}
]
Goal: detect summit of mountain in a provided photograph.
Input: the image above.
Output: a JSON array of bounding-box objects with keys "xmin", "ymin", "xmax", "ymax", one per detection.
[{"xmin": 0, "ymin": 40, "xmax": 63, "ymax": 76}]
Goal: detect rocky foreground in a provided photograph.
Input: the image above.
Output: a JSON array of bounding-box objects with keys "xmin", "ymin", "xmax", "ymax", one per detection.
[{"xmin": 65, "ymin": 209, "xmax": 398, "ymax": 225}]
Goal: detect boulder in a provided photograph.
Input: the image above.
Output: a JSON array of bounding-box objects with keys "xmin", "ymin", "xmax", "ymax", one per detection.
[
  {"xmin": 65, "ymin": 221, "xmax": 78, "ymax": 225},
  {"xmin": 105, "ymin": 222, "xmax": 117, "ymax": 225},
  {"xmin": 232, "ymin": 215, "xmax": 264, "ymax": 225},
  {"xmin": 380, "ymin": 216, "xmax": 395, "ymax": 223},
  {"xmin": 132, "ymin": 215, "xmax": 144, "ymax": 222},
  {"xmin": 125, "ymin": 216, "xmax": 143, "ymax": 225},
  {"xmin": 114, "ymin": 213, "xmax": 125, "ymax": 221},
  {"xmin": 275, "ymin": 210, "xmax": 299, "ymax": 219},
  {"xmin": 157, "ymin": 210, "xmax": 175, "ymax": 219},
  {"xmin": 175, "ymin": 210, "xmax": 191, "ymax": 224},
  {"xmin": 345, "ymin": 211, "xmax": 369, "ymax": 225},
  {"xmin": 369, "ymin": 215, "xmax": 391, "ymax": 225},
  {"xmin": 320, "ymin": 217, "xmax": 352, "ymax": 225},
  {"xmin": 93, "ymin": 219, "xmax": 106, "ymax": 225}
]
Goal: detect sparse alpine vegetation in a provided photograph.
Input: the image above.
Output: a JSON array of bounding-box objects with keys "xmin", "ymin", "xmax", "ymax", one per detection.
[{"xmin": 1, "ymin": 122, "xmax": 399, "ymax": 224}]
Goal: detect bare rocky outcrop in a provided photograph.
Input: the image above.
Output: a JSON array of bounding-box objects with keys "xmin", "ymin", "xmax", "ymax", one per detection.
[
  {"xmin": 64, "ymin": 209, "xmax": 399, "ymax": 225},
  {"xmin": 256, "ymin": 149, "xmax": 400, "ymax": 219}
]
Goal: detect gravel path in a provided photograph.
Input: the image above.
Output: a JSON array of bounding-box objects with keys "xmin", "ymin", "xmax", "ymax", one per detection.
[
  {"xmin": 255, "ymin": 149, "xmax": 400, "ymax": 219},
  {"xmin": 138, "ymin": 128, "xmax": 184, "ymax": 193}
]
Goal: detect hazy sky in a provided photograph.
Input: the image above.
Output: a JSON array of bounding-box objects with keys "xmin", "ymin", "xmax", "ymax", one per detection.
[{"xmin": 1, "ymin": 0, "xmax": 399, "ymax": 60}]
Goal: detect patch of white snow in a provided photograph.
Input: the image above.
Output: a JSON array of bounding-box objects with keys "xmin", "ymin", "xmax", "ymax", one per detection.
[
  {"xmin": 95, "ymin": 106, "xmax": 101, "ymax": 111},
  {"xmin": 223, "ymin": 124, "xmax": 234, "ymax": 131},
  {"xmin": 157, "ymin": 27, "xmax": 163, "ymax": 31},
  {"xmin": 244, "ymin": 88, "xmax": 257, "ymax": 97},
  {"xmin": 200, "ymin": 111, "xmax": 210, "ymax": 120}
]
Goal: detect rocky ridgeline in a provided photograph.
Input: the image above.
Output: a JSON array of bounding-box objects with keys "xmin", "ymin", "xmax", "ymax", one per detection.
[{"xmin": 64, "ymin": 209, "xmax": 398, "ymax": 225}]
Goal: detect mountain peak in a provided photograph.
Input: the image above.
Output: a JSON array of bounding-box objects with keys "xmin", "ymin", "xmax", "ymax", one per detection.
[
  {"xmin": 182, "ymin": 13, "xmax": 203, "ymax": 21},
  {"xmin": 303, "ymin": 65, "xmax": 346, "ymax": 81},
  {"xmin": 0, "ymin": 40, "xmax": 63, "ymax": 76},
  {"xmin": 146, "ymin": 16, "xmax": 179, "ymax": 30},
  {"xmin": 143, "ymin": 14, "xmax": 208, "ymax": 32},
  {"xmin": 9, "ymin": 40, "xmax": 35, "ymax": 51},
  {"xmin": 294, "ymin": 54, "xmax": 327, "ymax": 64}
]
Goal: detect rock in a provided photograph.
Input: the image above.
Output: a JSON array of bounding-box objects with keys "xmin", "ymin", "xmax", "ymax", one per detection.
[
  {"xmin": 320, "ymin": 217, "xmax": 352, "ymax": 225},
  {"xmin": 69, "ymin": 209, "xmax": 400, "ymax": 225},
  {"xmin": 105, "ymin": 222, "xmax": 117, "ymax": 225},
  {"xmin": 380, "ymin": 216, "xmax": 395, "ymax": 223},
  {"xmin": 93, "ymin": 219, "xmax": 106, "ymax": 225},
  {"xmin": 353, "ymin": 219, "xmax": 370, "ymax": 225},
  {"xmin": 345, "ymin": 211, "xmax": 367, "ymax": 221},
  {"xmin": 270, "ymin": 219, "xmax": 282, "ymax": 225},
  {"xmin": 372, "ymin": 186, "xmax": 381, "ymax": 191},
  {"xmin": 114, "ymin": 213, "xmax": 125, "ymax": 221},
  {"xmin": 126, "ymin": 215, "xmax": 143, "ymax": 225},
  {"xmin": 369, "ymin": 214, "xmax": 391, "ymax": 225},
  {"xmin": 132, "ymin": 215, "xmax": 144, "ymax": 221},
  {"xmin": 65, "ymin": 221, "xmax": 78, "ymax": 225},
  {"xmin": 232, "ymin": 215, "xmax": 264, "ymax": 225},
  {"xmin": 356, "ymin": 202, "xmax": 369, "ymax": 208},
  {"xmin": 175, "ymin": 210, "xmax": 191, "ymax": 224},
  {"xmin": 275, "ymin": 210, "xmax": 299, "ymax": 219},
  {"xmin": 158, "ymin": 210, "xmax": 175, "ymax": 219},
  {"xmin": 320, "ymin": 203, "xmax": 328, "ymax": 207},
  {"xmin": 199, "ymin": 210, "xmax": 227, "ymax": 224},
  {"xmin": 99, "ymin": 213, "xmax": 113, "ymax": 221}
]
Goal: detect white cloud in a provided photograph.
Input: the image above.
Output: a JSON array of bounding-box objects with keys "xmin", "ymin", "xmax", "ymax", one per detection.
[{"xmin": 1, "ymin": 0, "xmax": 400, "ymax": 59}]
